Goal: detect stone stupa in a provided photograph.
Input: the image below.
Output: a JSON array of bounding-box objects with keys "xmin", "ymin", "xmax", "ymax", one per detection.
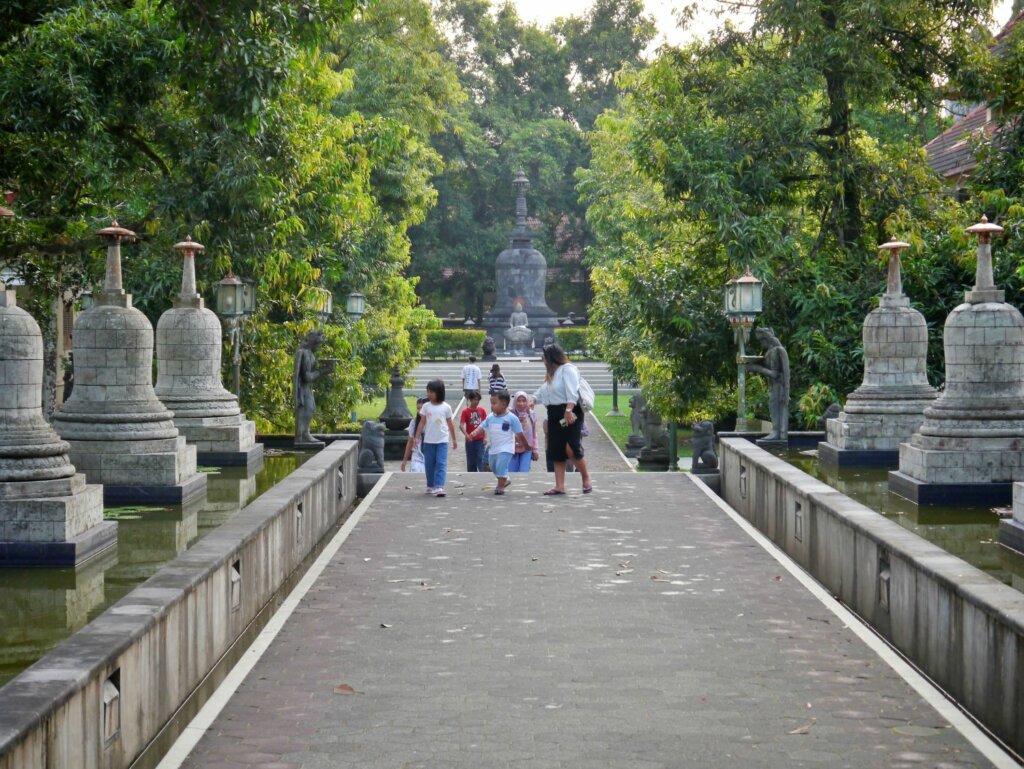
[
  {"xmin": 155, "ymin": 237, "xmax": 262, "ymax": 467},
  {"xmin": 890, "ymin": 216, "xmax": 1024, "ymax": 504},
  {"xmin": 52, "ymin": 223, "xmax": 207, "ymax": 504},
  {"xmin": 819, "ymin": 237, "xmax": 937, "ymax": 466},
  {"xmin": 0, "ymin": 276, "xmax": 115, "ymax": 565},
  {"xmin": 482, "ymin": 171, "xmax": 558, "ymax": 350}
]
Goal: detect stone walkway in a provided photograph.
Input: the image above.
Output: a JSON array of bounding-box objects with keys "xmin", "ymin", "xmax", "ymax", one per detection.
[{"xmin": 178, "ymin": 472, "xmax": 991, "ymax": 769}]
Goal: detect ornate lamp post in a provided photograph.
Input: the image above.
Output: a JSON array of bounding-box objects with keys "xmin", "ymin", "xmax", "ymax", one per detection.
[
  {"xmin": 724, "ymin": 266, "xmax": 763, "ymax": 432},
  {"xmin": 216, "ymin": 269, "xmax": 257, "ymax": 396}
]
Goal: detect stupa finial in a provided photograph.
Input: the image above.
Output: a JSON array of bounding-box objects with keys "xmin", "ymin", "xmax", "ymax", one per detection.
[{"xmin": 510, "ymin": 170, "xmax": 533, "ymax": 247}]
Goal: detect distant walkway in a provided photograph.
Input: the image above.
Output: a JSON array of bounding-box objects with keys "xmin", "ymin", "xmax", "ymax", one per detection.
[{"xmin": 170, "ymin": 472, "xmax": 994, "ymax": 768}]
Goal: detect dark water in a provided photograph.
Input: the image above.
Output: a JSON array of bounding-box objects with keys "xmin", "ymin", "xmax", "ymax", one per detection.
[
  {"xmin": 784, "ymin": 450, "xmax": 1024, "ymax": 592},
  {"xmin": 0, "ymin": 452, "xmax": 310, "ymax": 686}
]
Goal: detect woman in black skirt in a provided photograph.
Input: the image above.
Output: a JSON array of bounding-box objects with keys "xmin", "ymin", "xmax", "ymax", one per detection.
[{"xmin": 535, "ymin": 344, "xmax": 593, "ymax": 495}]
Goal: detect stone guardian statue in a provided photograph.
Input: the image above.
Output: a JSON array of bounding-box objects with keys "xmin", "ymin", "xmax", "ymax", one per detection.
[
  {"xmin": 743, "ymin": 326, "xmax": 790, "ymax": 445},
  {"xmin": 293, "ymin": 329, "xmax": 335, "ymax": 448}
]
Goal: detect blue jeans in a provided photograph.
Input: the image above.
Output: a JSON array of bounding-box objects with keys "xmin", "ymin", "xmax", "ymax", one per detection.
[
  {"xmin": 489, "ymin": 451, "xmax": 513, "ymax": 479},
  {"xmin": 423, "ymin": 442, "xmax": 449, "ymax": 489},
  {"xmin": 509, "ymin": 451, "xmax": 533, "ymax": 473},
  {"xmin": 465, "ymin": 440, "xmax": 485, "ymax": 472}
]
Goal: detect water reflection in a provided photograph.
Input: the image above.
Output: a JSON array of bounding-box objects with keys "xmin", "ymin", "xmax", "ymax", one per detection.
[
  {"xmin": 0, "ymin": 451, "xmax": 309, "ymax": 686},
  {"xmin": 785, "ymin": 450, "xmax": 1024, "ymax": 590}
]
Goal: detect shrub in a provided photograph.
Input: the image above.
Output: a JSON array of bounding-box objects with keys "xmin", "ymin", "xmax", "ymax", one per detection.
[
  {"xmin": 554, "ymin": 327, "xmax": 590, "ymax": 355},
  {"xmin": 422, "ymin": 329, "xmax": 487, "ymax": 359},
  {"xmin": 798, "ymin": 382, "xmax": 839, "ymax": 429}
]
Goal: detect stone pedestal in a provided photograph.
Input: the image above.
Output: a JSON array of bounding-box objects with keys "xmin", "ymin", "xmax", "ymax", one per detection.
[
  {"xmin": 890, "ymin": 217, "xmax": 1024, "ymax": 505},
  {"xmin": 0, "ymin": 282, "xmax": 115, "ymax": 566},
  {"xmin": 821, "ymin": 239, "xmax": 936, "ymax": 467},
  {"xmin": 155, "ymin": 237, "xmax": 262, "ymax": 469},
  {"xmin": 998, "ymin": 481, "xmax": 1024, "ymax": 553},
  {"xmin": 52, "ymin": 223, "xmax": 207, "ymax": 505}
]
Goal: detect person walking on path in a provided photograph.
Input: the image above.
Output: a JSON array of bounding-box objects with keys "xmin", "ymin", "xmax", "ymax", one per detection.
[
  {"xmin": 400, "ymin": 397, "xmax": 428, "ymax": 473},
  {"xmin": 509, "ymin": 390, "xmax": 538, "ymax": 472},
  {"xmin": 461, "ymin": 356, "xmax": 482, "ymax": 400},
  {"xmin": 459, "ymin": 390, "xmax": 487, "ymax": 472},
  {"xmin": 413, "ymin": 380, "xmax": 457, "ymax": 497},
  {"xmin": 534, "ymin": 344, "xmax": 592, "ymax": 495},
  {"xmin": 469, "ymin": 390, "xmax": 523, "ymax": 495},
  {"xmin": 488, "ymin": 363, "xmax": 507, "ymax": 394}
]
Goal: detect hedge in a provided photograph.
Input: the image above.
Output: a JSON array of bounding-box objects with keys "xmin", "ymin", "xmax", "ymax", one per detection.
[
  {"xmin": 554, "ymin": 327, "xmax": 590, "ymax": 355},
  {"xmin": 422, "ymin": 329, "xmax": 487, "ymax": 359}
]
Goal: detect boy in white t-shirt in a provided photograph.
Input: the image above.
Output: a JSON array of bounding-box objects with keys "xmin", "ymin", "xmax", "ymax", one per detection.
[
  {"xmin": 461, "ymin": 356, "xmax": 482, "ymax": 400},
  {"xmin": 470, "ymin": 390, "xmax": 523, "ymax": 495}
]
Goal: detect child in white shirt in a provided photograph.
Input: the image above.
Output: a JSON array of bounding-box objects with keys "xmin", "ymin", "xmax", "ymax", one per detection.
[{"xmin": 470, "ymin": 390, "xmax": 523, "ymax": 495}]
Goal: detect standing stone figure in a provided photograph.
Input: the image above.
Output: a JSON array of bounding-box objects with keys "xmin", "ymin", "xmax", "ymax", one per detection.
[
  {"xmin": 743, "ymin": 327, "xmax": 790, "ymax": 444},
  {"xmin": 293, "ymin": 330, "xmax": 334, "ymax": 447}
]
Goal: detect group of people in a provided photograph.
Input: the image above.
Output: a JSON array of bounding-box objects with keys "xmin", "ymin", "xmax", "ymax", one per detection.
[{"xmin": 400, "ymin": 344, "xmax": 592, "ymax": 497}]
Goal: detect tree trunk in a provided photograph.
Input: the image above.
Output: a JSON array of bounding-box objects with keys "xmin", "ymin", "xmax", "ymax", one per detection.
[{"xmin": 42, "ymin": 311, "xmax": 59, "ymax": 421}]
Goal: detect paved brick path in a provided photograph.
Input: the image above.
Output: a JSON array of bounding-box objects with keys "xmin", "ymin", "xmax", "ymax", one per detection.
[{"xmin": 180, "ymin": 472, "xmax": 990, "ymax": 768}]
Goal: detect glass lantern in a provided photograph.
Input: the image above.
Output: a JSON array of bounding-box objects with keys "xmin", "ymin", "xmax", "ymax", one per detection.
[
  {"xmin": 216, "ymin": 272, "xmax": 246, "ymax": 318},
  {"xmin": 724, "ymin": 266, "xmax": 763, "ymax": 324},
  {"xmin": 308, "ymin": 286, "xmax": 333, "ymax": 321},
  {"xmin": 345, "ymin": 291, "xmax": 366, "ymax": 320}
]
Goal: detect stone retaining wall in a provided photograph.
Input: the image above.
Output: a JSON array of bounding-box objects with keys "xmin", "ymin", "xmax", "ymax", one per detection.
[
  {"xmin": 0, "ymin": 441, "xmax": 358, "ymax": 769},
  {"xmin": 717, "ymin": 437, "xmax": 1024, "ymax": 754}
]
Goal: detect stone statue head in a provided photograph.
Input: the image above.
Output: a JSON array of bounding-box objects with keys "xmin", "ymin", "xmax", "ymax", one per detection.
[
  {"xmin": 514, "ymin": 302, "xmax": 524, "ymax": 312},
  {"xmin": 754, "ymin": 326, "xmax": 780, "ymax": 348},
  {"xmin": 302, "ymin": 329, "xmax": 325, "ymax": 351}
]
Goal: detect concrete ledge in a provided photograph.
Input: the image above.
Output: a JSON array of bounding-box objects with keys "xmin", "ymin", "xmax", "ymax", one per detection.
[
  {"xmin": 888, "ymin": 470, "xmax": 1013, "ymax": 506},
  {"xmin": 0, "ymin": 520, "xmax": 117, "ymax": 567},
  {"xmin": 102, "ymin": 470, "xmax": 209, "ymax": 505},
  {"xmin": 197, "ymin": 443, "xmax": 265, "ymax": 469},
  {"xmin": 719, "ymin": 437, "xmax": 1024, "ymax": 755},
  {"xmin": 0, "ymin": 440, "xmax": 359, "ymax": 769},
  {"xmin": 817, "ymin": 442, "xmax": 899, "ymax": 468}
]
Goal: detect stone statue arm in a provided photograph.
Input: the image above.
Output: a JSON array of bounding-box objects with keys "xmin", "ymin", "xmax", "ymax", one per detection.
[{"xmin": 743, "ymin": 362, "xmax": 778, "ymax": 380}]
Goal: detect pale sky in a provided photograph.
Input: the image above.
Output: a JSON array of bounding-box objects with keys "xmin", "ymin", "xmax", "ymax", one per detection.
[{"xmin": 509, "ymin": 0, "xmax": 1016, "ymax": 51}]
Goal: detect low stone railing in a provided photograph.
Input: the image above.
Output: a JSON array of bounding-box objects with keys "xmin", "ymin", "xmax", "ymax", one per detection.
[
  {"xmin": 718, "ymin": 437, "xmax": 1024, "ymax": 755},
  {"xmin": 0, "ymin": 440, "xmax": 358, "ymax": 769}
]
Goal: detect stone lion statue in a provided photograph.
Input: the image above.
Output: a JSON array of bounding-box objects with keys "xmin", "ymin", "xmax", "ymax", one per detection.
[
  {"xmin": 357, "ymin": 420, "xmax": 386, "ymax": 473},
  {"xmin": 690, "ymin": 420, "xmax": 718, "ymax": 472}
]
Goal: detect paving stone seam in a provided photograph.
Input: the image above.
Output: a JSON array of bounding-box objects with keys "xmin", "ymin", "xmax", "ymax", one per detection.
[
  {"xmin": 688, "ymin": 472, "xmax": 1019, "ymax": 769},
  {"xmin": 154, "ymin": 472, "xmax": 393, "ymax": 769}
]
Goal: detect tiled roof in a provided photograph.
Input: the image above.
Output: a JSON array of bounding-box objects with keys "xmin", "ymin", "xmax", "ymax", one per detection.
[
  {"xmin": 924, "ymin": 104, "xmax": 994, "ymax": 180},
  {"xmin": 924, "ymin": 11, "xmax": 1024, "ymax": 182}
]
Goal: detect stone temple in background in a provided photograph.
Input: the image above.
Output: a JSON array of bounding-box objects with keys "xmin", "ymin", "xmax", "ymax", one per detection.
[
  {"xmin": 155, "ymin": 237, "xmax": 262, "ymax": 468},
  {"xmin": 52, "ymin": 223, "xmax": 208, "ymax": 504},
  {"xmin": 482, "ymin": 171, "xmax": 558, "ymax": 351},
  {"xmin": 819, "ymin": 237, "xmax": 937, "ymax": 466},
  {"xmin": 0, "ymin": 275, "xmax": 114, "ymax": 565}
]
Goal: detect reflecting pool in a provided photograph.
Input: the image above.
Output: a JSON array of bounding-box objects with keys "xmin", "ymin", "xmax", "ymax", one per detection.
[
  {"xmin": 0, "ymin": 451, "xmax": 310, "ymax": 686},
  {"xmin": 785, "ymin": 450, "xmax": 1024, "ymax": 593}
]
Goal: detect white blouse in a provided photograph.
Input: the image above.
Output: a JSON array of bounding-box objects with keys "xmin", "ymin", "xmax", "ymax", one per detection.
[{"xmin": 534, "ymin": 364, "xmax": 580, "ymax": 406}]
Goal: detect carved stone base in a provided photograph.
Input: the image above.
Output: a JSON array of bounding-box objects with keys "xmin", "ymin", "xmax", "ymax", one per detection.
[
  {"xmin": 817, "ymin": 442, "xmax": 899, "ymax": 468},
  {"xmin": 0, "ymin": 476, "xmax": 115, "ymax": 566}
]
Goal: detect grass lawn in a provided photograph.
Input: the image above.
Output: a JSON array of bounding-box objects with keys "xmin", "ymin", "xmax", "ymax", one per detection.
[
  {"xmin": 352, "ymin": 396, "xmax": 419, "ymax": 422},
  {"xmin": 590, "ymin": 394, "xmax": 693, "ymax": 458}
]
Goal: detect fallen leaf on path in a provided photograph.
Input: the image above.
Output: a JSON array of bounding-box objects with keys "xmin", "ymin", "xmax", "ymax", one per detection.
[
  {"xmin": 531, "ymin": 557, "xmax": 539, "ymax": 562},
  {"xmin": 618, "ymin": 560, "xmax": 631, "ymax": 568},
  {"xmin": 616, "ymin": 568, "xmax": 634, "ymax": 576},
  {"xmin": 788, "ymin": 718, "xmax": 816, "ymax": 735},
  {"xmin": 656, "ymin": 569, "xmax": 671, "ymax": 575},
  {"xmin": 650, "ymin": 576, "xmax": 669, "ymax": 582},
  {"xmin": 380, "ymin": 623, "xmax": 392, "ymax": 629},
  {"xmin": 334, "ymin": 684, "xmax": 357, "ymax": 694},
  {"xmin": 774, "ymin": 575, "xmax": 782, "ymax": 581}
]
